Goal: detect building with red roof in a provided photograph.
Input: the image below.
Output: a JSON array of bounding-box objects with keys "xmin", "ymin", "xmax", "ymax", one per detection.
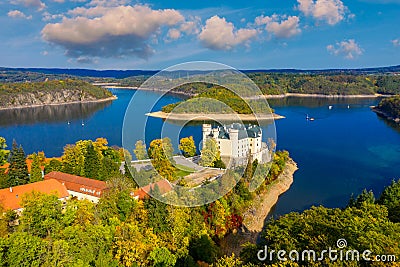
[
  {"xmin": 131, "ymin": 179, "xmax": 173, "ymax": 200},
  {"xmin": 0, "ymin": 179, "xmax": 69, "ymax": 213},
  {"xmin": 44, "ymin": 171, "xmax": 109, "ymax": 203}
]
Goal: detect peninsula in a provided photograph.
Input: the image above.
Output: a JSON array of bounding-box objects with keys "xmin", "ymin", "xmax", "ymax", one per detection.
[{"xmin": 372, "ymin": 95, "xmax": 400, "ymax": 123}]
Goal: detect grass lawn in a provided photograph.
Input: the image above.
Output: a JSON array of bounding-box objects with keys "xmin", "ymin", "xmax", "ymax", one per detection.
[{"xmin": 175, "ymin": 164, "xmax": 196, "ymax": 177}]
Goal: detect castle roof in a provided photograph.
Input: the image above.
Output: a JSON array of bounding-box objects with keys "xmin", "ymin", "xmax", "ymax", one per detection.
[{"xmin": 211, "ymin": 123, "xmax": 261, "ymax": 140}]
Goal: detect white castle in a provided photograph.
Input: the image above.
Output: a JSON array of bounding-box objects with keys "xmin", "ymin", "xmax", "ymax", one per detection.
[{"xmin": 202, "ymin": 123, "xmax": 270, "ymax": 165}]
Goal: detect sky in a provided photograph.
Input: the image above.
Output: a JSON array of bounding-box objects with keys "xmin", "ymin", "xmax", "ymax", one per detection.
[{"xmin": 0, "ymin": 0, "xmax": 399, "ymax": 70}]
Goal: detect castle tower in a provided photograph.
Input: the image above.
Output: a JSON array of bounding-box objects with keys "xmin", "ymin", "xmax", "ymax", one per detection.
[{"xmin": 202, "ymin": 124, "xmax": 212, "ymax": 148}]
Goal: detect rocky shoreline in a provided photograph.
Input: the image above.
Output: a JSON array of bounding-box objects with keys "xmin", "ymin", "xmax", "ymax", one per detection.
[
  {"xmin": 107, "ymin": 86, "xmax": 392, "ymax": 99},
  {"xmin": 371, "ymin": 106, "xmax": 400, "ymax": 124},
  {"xmin": 0, "ymin": 95, "xmax": 117, "ymax": 111},
  {"xmin": 146, "ymin": 111, "xmax": 285, "ymax": 122},
  {"xmin": 220, "ymin": 159, "xmax": 298, "ymax": 256}
]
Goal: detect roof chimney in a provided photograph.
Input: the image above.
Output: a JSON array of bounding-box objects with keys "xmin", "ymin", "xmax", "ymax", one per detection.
[{"xmin": 9, "ymin": 187, "xmax": 12, "ymax": 193}]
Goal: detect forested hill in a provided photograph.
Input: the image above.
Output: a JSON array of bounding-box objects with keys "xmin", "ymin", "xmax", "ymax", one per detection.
[
  {"xmin": 374, "ymin": 95, "xmax": 400, "ymax": 122},
  {"xmin": 0, "ymin": 79, "xmax": 114, "ymax": 109}
]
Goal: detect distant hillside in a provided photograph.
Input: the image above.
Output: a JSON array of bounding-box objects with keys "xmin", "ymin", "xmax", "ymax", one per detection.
[
  {"xmin": 0, "ymin": 79, "xmax": 114, "ymax": 109},
  {"xmin": 1, "ymin": 65, "xmax": 400, "ymax": 78}
]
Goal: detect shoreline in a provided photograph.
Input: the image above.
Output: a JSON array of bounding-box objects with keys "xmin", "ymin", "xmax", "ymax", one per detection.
[
  {"xmin": 107, "ymin": 86, "xmax": 393, "ymax": 99},
  {"xmin": 371, "ymin": 106, "xmax": 400, "ymax": 124},
  {"xmin": 146, "ymin": 111, "xmax": 285, "ymax": 122},
  {"xmin": 0, "ymin": 95, "xmax": 117, "ymax": 111},
  {"xmin": 220, "ymin": 159, "xmax": 298, "ymax": 255},
  {"xmin": 242, "ymin": 158, "xmax": 298, "ymax": 232},
  {"xmin": 253, "ymin": 93, "xmax": 392, "ymax": 99}
]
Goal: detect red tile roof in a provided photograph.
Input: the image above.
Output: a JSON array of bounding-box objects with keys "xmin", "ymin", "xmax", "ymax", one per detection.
[
  {"xmin": 44, "ymin": 171, "xmax": 108, "ymax": 198},
  {"xmin": 132, "ymin": 179, "xmax": 173, "ymax": 200},
  {"xmin": 0, "ymin": 179, "xmax": 69, "ymax": 211}
]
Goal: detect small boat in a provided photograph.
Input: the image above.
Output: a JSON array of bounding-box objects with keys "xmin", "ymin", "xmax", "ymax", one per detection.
[
  {"xmin": 67, "ymin": 121, "xmax": 70, "ymax": 125},
  {"xmin": 328, "ymin": 105, "xmax": 333, "ymax": 110},
  {"xmin": 306, "ymin": 114, "xmax": 315, "ymax": 121},
  {"xmin": 347, "ymin": 105, "xmax": 350, "ymax": 109}
]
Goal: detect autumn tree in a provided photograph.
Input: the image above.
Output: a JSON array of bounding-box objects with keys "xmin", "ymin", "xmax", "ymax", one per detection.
[
  {"xmin": 7, "ymin": 140, "xmax": 29, "ymax": 186},
  {"xmin": 179, "ymin": 136, "xmax": 197, "ymax": 157},
  {"xmin": 200, "ymin": 138, "xmax": 219, "ymax": 167},
  {"xmin": 0, "ymin": 137, "xmax": 10, "ymax": 165},
  {"xmin": 134, "ymin": 140, "xmax": 148, "ymax": 160},
  {"xmin": 148, "ymin": 138, "xmax": 176, "ymax": 181},
  {"xmin": 29, "ymin": 153, "xmax": 43, "ymax": 183}
]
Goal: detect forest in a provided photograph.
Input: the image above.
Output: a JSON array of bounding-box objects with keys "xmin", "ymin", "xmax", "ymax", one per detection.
[
  {"xmin": 374, "ymin": 95, "xmax": 400, "ymax": 120},
  {"xmin": 0, "ymin": 136, "xmax": 398, "ymax": 266},
  {"xmin": 0, "ymin": 136, "xmax": 291, "ymax": 266},
  {"xmin": 133, "ymin": 73, "xmax": 400, "ymax": 96}
]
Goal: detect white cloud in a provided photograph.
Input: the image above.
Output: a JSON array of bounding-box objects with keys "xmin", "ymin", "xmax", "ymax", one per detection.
[
  {"xmin": 297, "ymin": 0, "xmax": 347, "ymax": 25},
  {"xmin": 180, "ymin": 16, "xmax": 201, "ymax": 35},
  {"xmin": 7, "ymin": 10, "xmax": 32, "ymax": 19},
  {"xmin": 198, "ymin": 15, "xmax": 257, "ymax": 50},
  {"xmin": 327, "ymin": 39, "xmax": 363, "ymax": 59},
  {"xmin": 41, "ymin": 5, "xmax": 185, "ymax": 60},
  {"xmin": 167, "ymin": 28, "xmax": 181, "ymax": 40},
  {"xmin": 392, "ymin": 39, "xmax": 400, "ymax": 47},
  {"xmin": 255, "ymin": 15, "xmax": 301, "ymax": 38},
  {"xmin": 10, "ymin": 0, "xmax": 46, "ymax": 11},
  {"xmin": 42, "ymin": 11, "xmax": 64, "ymax": 21}
]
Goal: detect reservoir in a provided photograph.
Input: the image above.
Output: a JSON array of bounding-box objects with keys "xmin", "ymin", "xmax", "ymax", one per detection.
[{"xmin": 0, "ymin": 89, "xmax": 399, "ymax": 216}]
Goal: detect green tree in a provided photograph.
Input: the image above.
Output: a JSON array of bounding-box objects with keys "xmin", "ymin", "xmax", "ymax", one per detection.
[
  {"xmin": 7, "ymin": 140, "xmax": 28, "ymax": 186},
  {"xmin": 99, "ymin": 156, "xmax": 119, "ymax": 181},
  {"xmin": 179, "ymin": 136, "xmax": 197, "ymax": 158},
  {"xmin": 189, "ymin": 234, "xmax": 218, "ymax": 264},
  {"xmin": 200, "ymin": 138, "xmax": 219, "ymax": 167},
  {"xmin": 377, "ymin": 179, "xmax": 400, "ymax": 222},
  {"xmin": 149, "ymin": 247, "xmax": 177, "ymax": 267},
  {"xmin": 0, "ymin": 137, "xmax": 9, "ymax": 165},
  {"xmin": 5, "ymin": 232, "xmax": 47, "ymax": 267},
  {"xmin": 29, "ymin": 153, "xmax": 43, "ymax": 183},
  {"xmin": 84, "ymin": 143, "xmax": 100, "ymax": 179},
  {"xmin": 134, "ymin": 140, "xmax": 148, "ymax": 160},
  {"xmin": 348, "ymin": 189, "xmax": 375, "ymax": 208},
  {"xmin": 20, "ymin": 191, "xmax": 63, "ymax": 237},
  {"xmin": 44, "ymin": 159, "xmax": 62, "ymax": 174}
]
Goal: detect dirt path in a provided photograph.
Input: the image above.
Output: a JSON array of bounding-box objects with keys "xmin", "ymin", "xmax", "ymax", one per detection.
[{"xmin": 220, "ymin": 159, "xmax": 298, "ymax": 256}]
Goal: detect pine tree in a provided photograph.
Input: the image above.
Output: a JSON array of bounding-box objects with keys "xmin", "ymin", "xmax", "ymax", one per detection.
[
  {"xmin": 7, "ymin": 140, "xmax": 29, "ymax": 186},
  {"xmin": 84, "ymin": 143, "xmax": 100, "ymax": 179},
  {"xmin": 29, "ymin": 153, "xmax": 43, "ymax": 183}
]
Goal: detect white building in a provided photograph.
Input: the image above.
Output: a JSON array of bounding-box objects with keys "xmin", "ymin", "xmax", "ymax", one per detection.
[{"xmin": 202, "ymin": 123, "xmax": 270, "ymax": 165}]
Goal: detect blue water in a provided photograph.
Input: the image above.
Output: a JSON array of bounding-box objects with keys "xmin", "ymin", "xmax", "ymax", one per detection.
[{"xmin": 0, "ymin": 89, "xmax": 399, "ymax": 215}]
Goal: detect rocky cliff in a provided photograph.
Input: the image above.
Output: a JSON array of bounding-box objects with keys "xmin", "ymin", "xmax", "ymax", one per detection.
[{"xmin": 0, "ymin": 79, "xmax": 114, "ymax": 109}]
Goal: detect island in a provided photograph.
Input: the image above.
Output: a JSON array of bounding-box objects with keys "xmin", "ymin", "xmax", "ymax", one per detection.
[
  {"xmin": 147, "ymin": 87, "xmax": 285, "ymax": 122},
  {"xmin": 0, "ymin": 79, "xmax": 116, "ymax": 110},
  {"xmin": 372, "ymin": 95, "xmax": 400, "ymax": 123}
]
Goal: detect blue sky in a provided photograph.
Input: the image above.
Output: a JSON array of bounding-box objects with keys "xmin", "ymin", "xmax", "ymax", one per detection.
[{"xmin": 0, "ymin": 0, "xmax": 399, "ymax": 70}]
